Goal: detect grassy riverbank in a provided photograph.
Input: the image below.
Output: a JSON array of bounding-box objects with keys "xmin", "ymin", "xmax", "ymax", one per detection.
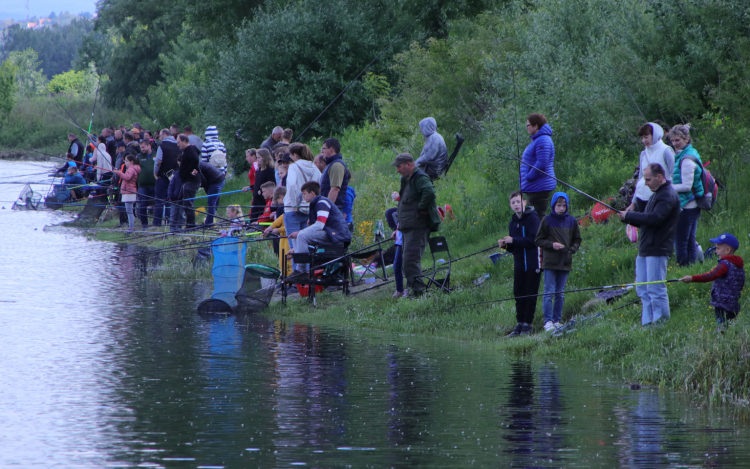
[{"xmin": 70, "ymin": 122, "xmax": 750, "ymax": 407}]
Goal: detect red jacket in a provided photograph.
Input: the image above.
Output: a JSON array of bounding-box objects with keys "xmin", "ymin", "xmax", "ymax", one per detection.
[
  {"xmin": 248, "ymin": 163, "xmax": 257, "ymax": 187},
  {"xmin": 258, "ymin": 198, "xmax": 273, "ymax": 224}
]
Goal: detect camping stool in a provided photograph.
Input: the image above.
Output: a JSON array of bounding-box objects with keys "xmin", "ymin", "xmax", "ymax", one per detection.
[
  {"xmin": 287, "ymin": 243, "xmax": 350, "ymax": 306},
  {"xmin": 349, "ymin": 246, "xmax": 389, "ymax": 286},
  {"xmin": 416, "ymin": 236, "xmax": 452, "ymax": 294}
]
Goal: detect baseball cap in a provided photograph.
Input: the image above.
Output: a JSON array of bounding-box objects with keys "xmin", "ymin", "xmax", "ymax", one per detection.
[
  {"xmin": 391, "ymin": 153, "xmax": 414, "ymax": 167},
  {"xmin": 709, "ymin": 233, "xmax": 740, "ymax": 250}
]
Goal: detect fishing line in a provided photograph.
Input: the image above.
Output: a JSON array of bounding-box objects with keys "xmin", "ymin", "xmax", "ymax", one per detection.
[
  {"xmin": 446, "ymin": 279, "xmax": 681, "ymax": 311},
  {"xmin": 351, "ymin": 244, "xmax": 501, "ymax": 295},
  {"xmin": 295, "ymin": 3, "xmax": 432, "ymax": 142},
  {"xmin": 493, "ymin": 144, "xmax": 621, "ymax": 213}
]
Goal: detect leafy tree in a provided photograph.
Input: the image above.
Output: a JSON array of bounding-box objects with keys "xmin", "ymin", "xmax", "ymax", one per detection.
[
  {"xmin": 5, "ymin": 49, "xmax": 47, "ymax": 96},
  {"xmin": 0, "ymin": 60, "xmax": 17, "ymax": 116},
  {"xmin": 91, "ymin": 0, "xmax": 186, "ymax": 106},
  {"xmin": 0, "ymin": 18, "xmax": 94, "ymax": 78},
  {"xmin": 209, "ymin": 0, "xmax": 420, "ymax": 150},
  {"xmin": 47, "ymin": 63, "xmax": 99, "ymax": 95}
]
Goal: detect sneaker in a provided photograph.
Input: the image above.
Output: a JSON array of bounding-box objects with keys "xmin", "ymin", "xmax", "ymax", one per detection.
[
  {"xmin": 141, "ymin": 226, "xmax": 149, "ymax": 231},
  {"xmin": 553, "ymin": 322, "xmax": 562, "ymax": 329},
  {"xmin": 543, "ymin": 321, "xmax": 555, "ymax": 332},
  {"xmin": 401, "ymin": 289, "xmax": 410, "ymax": 298},
  {"xmin": 520, "ymin": 323, "xmax": 532, "ymax": 335},
  {"xmin": 393, "ymin": 290, "xmax": 404, "ymax": 299},
  {"xmin": 506, "ymin": 323, "xmax": 523, "ymax": 337}
]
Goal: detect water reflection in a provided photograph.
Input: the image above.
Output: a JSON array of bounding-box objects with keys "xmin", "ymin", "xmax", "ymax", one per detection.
[
  {"xmin": 3, "ymin": 160, "xmax": 750, "ymax": 468},
  {"xmin": 501, "ymin": 362, "xmax": 565, "ymax": 467}
]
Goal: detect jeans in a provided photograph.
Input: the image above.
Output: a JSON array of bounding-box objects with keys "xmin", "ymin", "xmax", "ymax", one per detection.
[
  {"xmin": 153, "ymin": 177, "xmax": 170, "ymax": 227},
  {"xmin": 394, "ymin": 244, "xmax": 404, "ymax": 292},
  {"xmin": 204, "ymin": 180, "xmax": 225, "ymax": 225},
  {"xmin": 137, "ymin": 186, "xmax": 155, "ymax": 227},
  {"xmin": 543, "ymin": 269, "xmax": 569, "ymax": 323},
  {"xmin": 294, "ymin": 229, "xmax": 331, "ymax": 272},
  {"xmin": 284, "ymin": 210, "xmax": 310, "ymax": 271},
  {"xmin": 675, "ymin": 207, "xmax": 700, "ymax": 266},
  {"xmin": 170, "ymin": 199, "xmax": 186, "ymax": 232},
  {"xmin": 124, "ymin": 202, "xmax": 135, "ymax": 231},
  {"xmin": 635, "ymin": 255, "xmax": 669, "ymax": 325}
]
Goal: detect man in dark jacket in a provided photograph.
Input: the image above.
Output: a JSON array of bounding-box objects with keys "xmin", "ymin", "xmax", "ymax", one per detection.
[
  {"xmin": 66, "ymin": 133, "xmax": 84, "ymax": 166},
  {"xmin": 392, "ymin": 153, "xmax": 441, "ymax": 296},
  {"xmin": 261, "ymin": 127, "xmax": 283, "ymax": 153},
  {"xmin": 619, "ymin": 163, "xmax": 681, "ymax": 326},
  {"xmin": 154, "ymin": 129, "xmax": 180, "ymax": 227},
  {"xmin": 197, "ymin": 161, "xmax": 226, "ymax": 225},
  {"xmin": 176, "ymin": 134, "xmax": 202, "ymax": 230},
  {"xmin": 137, "ymin": 140, "xmax": 156, "ymax": 229}
]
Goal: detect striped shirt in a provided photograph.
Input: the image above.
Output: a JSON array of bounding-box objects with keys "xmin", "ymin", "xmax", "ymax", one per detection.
[{"xmin": 201, "ymin": 138, "xmax": 227, "ymax": 173}]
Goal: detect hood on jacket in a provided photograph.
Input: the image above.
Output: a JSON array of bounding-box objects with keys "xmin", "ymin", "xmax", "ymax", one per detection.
[
  {"xmin": 205, "ymin": 126, "xmax": 219, "ymax": 140},
  {"xmin": 514, "ymin": 205, "xmax": 537, "ymax": 220},
  {"xmin": 722, "ymin": 255, "xmax": 745, "ymax": 269},
  {"xmin": 647, "ymin": 122, "xmax": 664, "ymax": 143},
  {"xmin": 531, "ymin": 123, "xmax": 553, "ymax": 140},
  {"xmin": 419, "ymin": 117, "xmax": 437, "ymax": 138},
  {"xmin": 550, "ymin": 191, "xmax": 570, "ymax": 214}
]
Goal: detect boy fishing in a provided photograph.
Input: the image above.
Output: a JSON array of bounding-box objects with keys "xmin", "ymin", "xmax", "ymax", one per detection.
[
  {"xmin": 499, "ymin": 190, "xmax": 541, "ymax": 336},
  {"xmin": 535, "ymin": 192, "xmax": 582, "ymax": 332},
  {"xmin": 680, "ymin": 233, "xmax": 745, "ymax": 325}
]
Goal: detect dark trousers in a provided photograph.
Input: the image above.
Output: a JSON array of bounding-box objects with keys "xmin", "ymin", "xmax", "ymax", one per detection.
[
  {"xmin": 138, "ymin": 186, "xmax": 155, "ymax": 227},
  {"xmin": 715, "ymin": 307, "xmax": 738, "ymax": 325},
  {"xmin": 402, "ymin": 227, "xmax": 430, "ymax": 293},
  {"xmin": 675, "ymin": 207, "xmax": 701, "ymax": 266},
  {"xmin": 526, "ymin": 191, "xmax": 551, "ymax": 218},
  {"xmin": 153, "ymin": 177, "xmax": 171, "ymax": 227},
  {"xmin": 514, "ymin": 267, "xmax": 542, "ymax": 324},
  {"xmin": 634, "ymin": 197, "xmax": 648, "ymax": 213},
  {"xmin": 182, "ymin": 182, "xmax": 201, "ymax": 228},
  {"xmin": 204, "ymin": 180, "xmax": 225, "ymax": 225}
]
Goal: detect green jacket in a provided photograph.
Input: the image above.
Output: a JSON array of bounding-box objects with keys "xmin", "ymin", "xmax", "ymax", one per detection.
[
  {"xmin": 397, "ymin": 168, "xmax": 441, "ymax": 232},
  {"xmin": 138, "ymin": 152, "xmax": 156, "ymax": 188}
]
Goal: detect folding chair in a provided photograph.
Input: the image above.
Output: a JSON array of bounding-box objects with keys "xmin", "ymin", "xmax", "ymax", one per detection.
[
  {"xmin": 284, "ymin": 243, "xmax": 350, "ymax": 306},
  {"xmin": 349, "ymin": 247, "xmax": 388, "ymax": 286},
  {"xmin": 416, "ymin": 236, "xmax": 452, "ymax": 293}
]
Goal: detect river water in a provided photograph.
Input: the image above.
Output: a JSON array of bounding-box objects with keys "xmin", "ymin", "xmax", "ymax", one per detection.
[{"xmin": 1, "ymin": 160, "xmax": 749, "ymax": 468}]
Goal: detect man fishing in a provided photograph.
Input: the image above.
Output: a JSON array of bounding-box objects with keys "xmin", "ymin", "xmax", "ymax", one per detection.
[
  {"xmin": 415, "ymin": 117, "xmax": 448, "ymax": 180},
  {"xmin": 618, "ymin": 163, "xmax": 680, "ymax": 326}
]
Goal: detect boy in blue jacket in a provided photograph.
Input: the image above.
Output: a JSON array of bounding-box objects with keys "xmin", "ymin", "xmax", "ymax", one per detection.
[
  {"xmin": 535, "ymin": 192, "xmax": 582, "ymax": 332},
  {"xmin": 499, "ymin": 191, "xmax": 542, "ymax": 336}
]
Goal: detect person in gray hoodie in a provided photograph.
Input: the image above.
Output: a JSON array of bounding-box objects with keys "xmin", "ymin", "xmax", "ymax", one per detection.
[
  {"xmin": 625, "ymin": 122, "xmax": 675, "ymax": 213},
  {"xmin": 415, "ymin": 117, "xmax": 448, "ymax": 179}
]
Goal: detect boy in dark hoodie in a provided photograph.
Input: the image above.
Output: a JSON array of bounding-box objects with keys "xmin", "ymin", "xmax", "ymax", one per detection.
[
  {"xmin": 681, "ymin": 233, "xmax": 745, "ymax": 325},
  {"xmin": 500, "ymin": 191, "xmax": 541, "ymax": 336},
  {"xmin": 535, "ymin": 192, "xmax": 582, "ymax": 332}
]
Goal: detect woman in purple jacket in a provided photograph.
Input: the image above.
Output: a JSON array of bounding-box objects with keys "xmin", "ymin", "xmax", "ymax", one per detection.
[{"xmin": 520, "ymin": 113, "xmax": 556, "ymax": 218}]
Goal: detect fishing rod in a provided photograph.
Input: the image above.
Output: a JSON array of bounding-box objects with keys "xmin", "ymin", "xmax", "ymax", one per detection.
[
  {"xmin": 116, "ymin": 233, "xmax": 285, "ymax": 258},
  {"xmin": 351, "ymin": 243, "xmax": 500, "ymax": 295},
  {"xmin": 294, "ymin": 4, "xmax": 431, "ymax": 142},
  {"xmin": 446, "ymin": 279, "xmax": 681, "ymax": 311},
  {"xmin": 88, "ymin": 77, "xmax": 101, "ymax": 134},
  {"xmin": 493, "ymin": 144, "xmax": 621, "ymax": 213}
]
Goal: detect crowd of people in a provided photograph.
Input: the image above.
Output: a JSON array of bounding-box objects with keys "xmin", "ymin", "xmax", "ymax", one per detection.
[
  {"xmin": 498, "ymin": 114, "xmax": 744, "ymax": 336},
  {"xmin": 54, "ymin": 112, "xmax": 742, "ymax": 327}
]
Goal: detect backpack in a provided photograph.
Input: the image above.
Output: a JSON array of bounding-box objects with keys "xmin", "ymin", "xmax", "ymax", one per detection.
[{"xmin": 679, "ymin": 155, "xmax": 718, "ymax": 211}]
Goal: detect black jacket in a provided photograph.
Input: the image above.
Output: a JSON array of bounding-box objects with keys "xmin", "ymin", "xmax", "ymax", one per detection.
[
  {"xmin": 198, "ymin": 162, "xmax": 225, "ymax": 189},
  {"xmin": 252, "ymin": 167, "xmax": 276, "ymax": 203},
  {"xmin": 179, "ymin": 145, "xmax": 201, "ymax": 184},
  {"xmin": 504, "ymin": 207, "xmax": 541, "ymax": 272},
  {"xmin": 623, "ymin": 180, "xmax": 680, "ymax": 257}
]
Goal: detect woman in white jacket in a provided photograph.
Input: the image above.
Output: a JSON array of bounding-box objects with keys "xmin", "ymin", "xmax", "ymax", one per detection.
[
  {"xmin": 283, "ymin": 143, "xmax": 321, "ymax": 270},
  {"xmin": 626, "ymin": 122, "xmax": 675, "ymax": 213}
]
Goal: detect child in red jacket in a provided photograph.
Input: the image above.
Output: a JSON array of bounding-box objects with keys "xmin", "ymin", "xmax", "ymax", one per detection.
[{"xmin": 681, "ymin": 233, "xmax": 745, "ymax": 325}]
